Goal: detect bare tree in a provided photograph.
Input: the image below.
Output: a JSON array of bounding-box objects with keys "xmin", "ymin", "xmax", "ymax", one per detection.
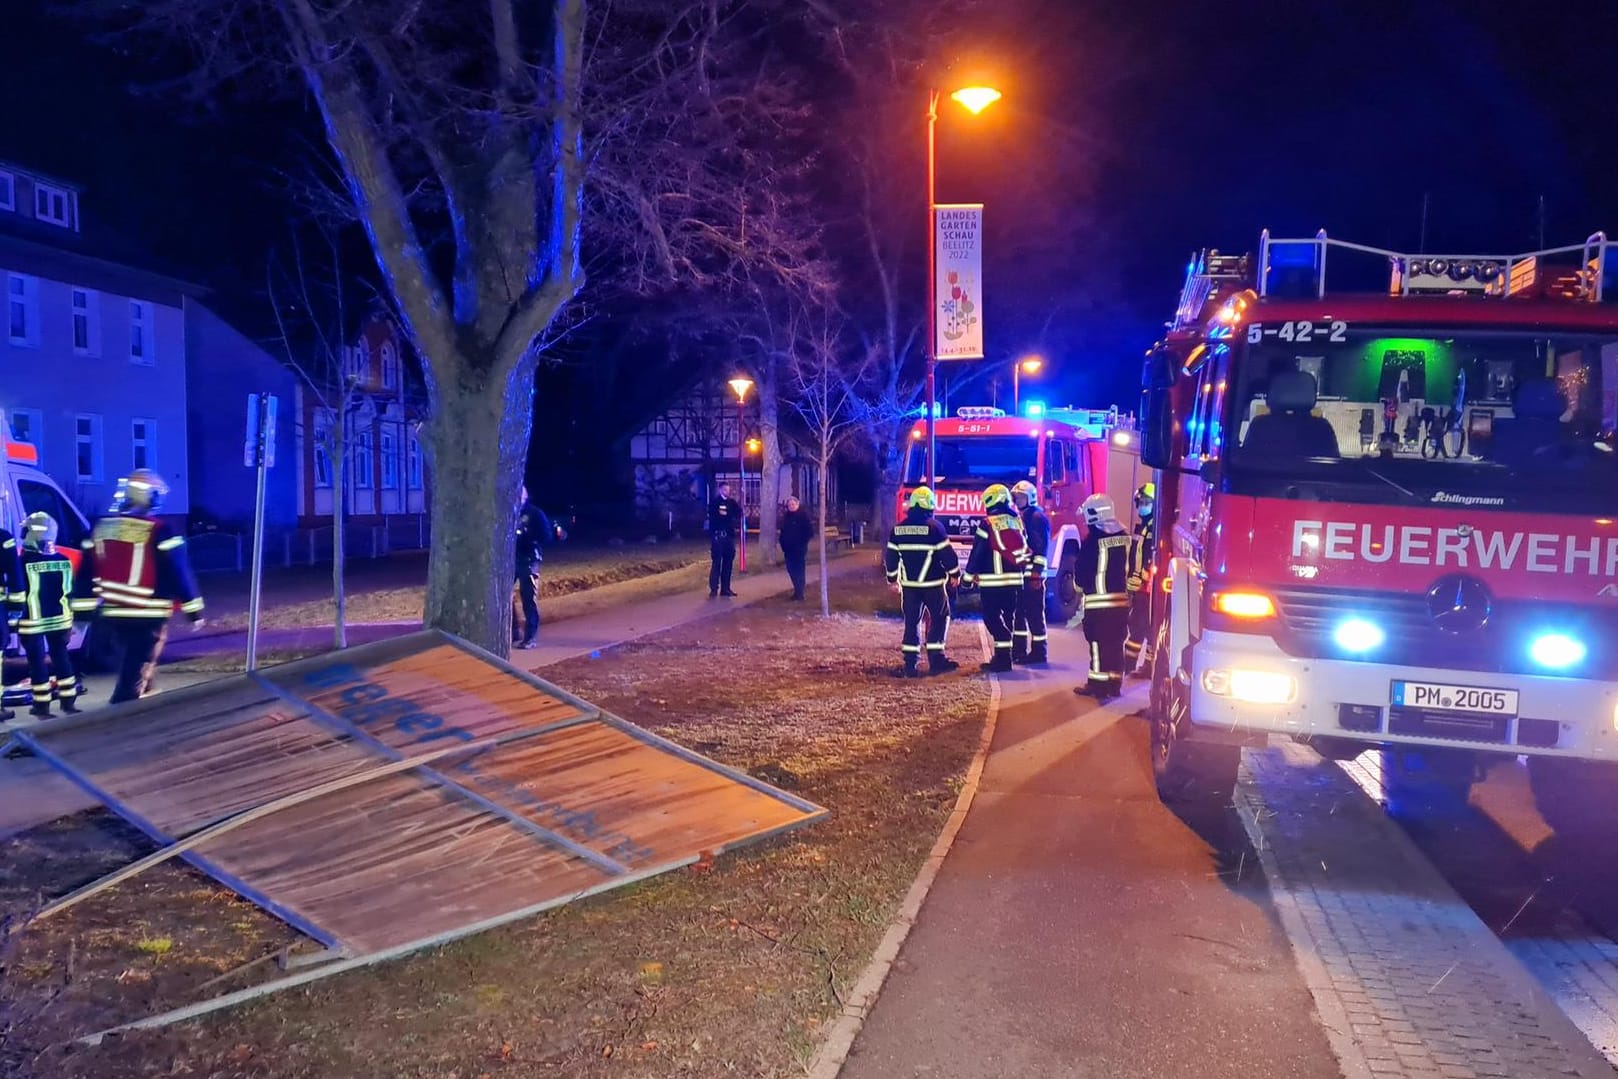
[
  {"xmin": 788, "ymin": 309, "xmax": 871, "ymax": 616},
  {"xmin": 264, "ymin": 228, "xmax": 369, "ymax": 649}
]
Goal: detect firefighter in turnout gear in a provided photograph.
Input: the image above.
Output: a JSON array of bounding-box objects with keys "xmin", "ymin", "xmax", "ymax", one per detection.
[
  {"xmin": 1073, "ymin": 493, "xmax": 1132, "ymax": 700},
  {"xmin": 71, "ymin": 470, "xmax": 206, "ymax": 704},
  {"xmin": 1010, "ymin": 480, "xmax": 1050, "ymax": 665},
  {"xmin": 884, "ymin": 486, "xmax": 961, "ymax": 678},
  {"xmin": 1124, "ymin": 482, "xmax": 1156, "ymax": 672},
  {"xmin": 0, "ymin": 525, "xmax": 23, "ymax": 720},
  {"xmin": 962, "ymin": 483, "xmax": 1030, "ymax": 673},
  {"xmin": 13, "ymin": 513, "xmax": 79, "ymax": 717}
]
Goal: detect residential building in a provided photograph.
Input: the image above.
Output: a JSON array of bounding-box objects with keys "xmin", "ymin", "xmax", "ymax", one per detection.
[
  {"xmin": 185, "ymin": 299, "xmax": 300, "ymax": 532},
  {"xmin": 293, "ymin": 314, "xmax": 430, "ymax": 528},
  {"xmin": 0, "ymin": 162, "xmax": 193, "ymax": 518},
  {"xmin": 626, "ymin": 379, "xmax": 831, "ymax": 532}
]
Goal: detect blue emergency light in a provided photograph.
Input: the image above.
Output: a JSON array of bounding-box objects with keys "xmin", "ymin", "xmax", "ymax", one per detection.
[{"xmin": 1022, "ymin": 400, "xmax": 1046, "ymax": 418}]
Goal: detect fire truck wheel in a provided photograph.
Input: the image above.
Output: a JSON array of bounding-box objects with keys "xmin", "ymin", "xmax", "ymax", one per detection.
[
  {"xmin": 1047, "ymin": 546, "xmax": 1081, "ymax": 625},
  {"xmin": 1379, "ymin": 747, "xmax": 1475, "ymax": 819},
  {"xmin": 1149, "ymin": 651, "xmax": 1239, "ymax": 804},
  {"xmin": 1527, "ymin": 757, "xmax": 1618, "ymax": 837}
]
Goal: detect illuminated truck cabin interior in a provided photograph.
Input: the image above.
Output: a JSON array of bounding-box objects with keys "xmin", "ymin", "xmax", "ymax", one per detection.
[{"xmin": 1171, "ymin": 233, "xmax": 1618, "ymax": 516}]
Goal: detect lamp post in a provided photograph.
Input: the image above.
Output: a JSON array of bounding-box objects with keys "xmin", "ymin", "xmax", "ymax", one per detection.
[
  {"xmin": 924, "ymin": 84, "xmax": 1002, "ymax": 482},
  {"xmin": 1013, "ymin": 354, "xmax": 1044, "ymax": 414},
  {"xmin": 727, "ymin": 376, "xmax": 754, "ymax": 572}
]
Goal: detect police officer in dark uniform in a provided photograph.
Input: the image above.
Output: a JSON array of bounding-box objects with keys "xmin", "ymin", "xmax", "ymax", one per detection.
[
  {"xmin": 13, "ymin": 513, "xmax": 79, "ymax": 717},
  {"xmin": 962, "ymin": 483, "xmax": 1029, "ymax": 674},
  {"xmin": 707, "ymin": 481, "xmax": 743, "ymax": 597},
  {"xmin": 1124, "ymin": 482, "xmax": 1156, "ymax": 673},
  {"xmin": 1074, "ymin": 493, "xmax": 1132, "ymax": 700},
  {"xmin": 513, "ymin": 485, "xmax": 560, "ymax": 650},
  {"xmin": 1010, "ymin": 479, "xmax": 1050, "ymax": 665},
  {"xmin": 0, "ymin": 523, "xmax": 22, "ymax": 720},
  {"xmin": 883, "ymin": 486, "xmax": 961, "ymax": 677}
]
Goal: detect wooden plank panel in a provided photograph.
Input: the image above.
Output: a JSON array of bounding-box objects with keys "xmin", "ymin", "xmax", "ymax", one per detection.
[
  {"xmin": 266, "ymin": 641, "xmax": 588, "ymax": 751},
  {"xmin": 441, "ymin": 720, "xmax": 821, "ymax": 869},
  {"xmin": 191, "ymin": 776, "xmax": 607, "ymax": 953},
  {"xmin": 31, "ymin": 684, "xmax": 381, "ymax": 836}
]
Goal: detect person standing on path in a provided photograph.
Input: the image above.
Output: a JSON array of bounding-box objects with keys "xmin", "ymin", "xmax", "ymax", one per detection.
[
  {"xmin": 1073, "ymin": 493, "xmax": 1132, "ymax": 700},
  {"xmin": 0, "ymin": 523, "xmax": 23, "ymax": 721},
  {"xmin": 1124, "ymin": 482, "xmax": 1156, "ymax": 674},
  {"xmin": 13, "ymin": 513, "xmax": 79, "ymax": 717},
  {"xmin": 513, "ymin": 486, "xmax": 561, "ymax": 650},
  {"xmin": 883, "ymin": 486, "xmax": 961, "ymax": 677},
  {"xmin": 961, "ymin": 483, "xmax": 1029, "ymax": 674},
  {"xmin": 778, "ymin": 496, "xmax": 813, "ymax": 601},
  {"xmin": 71, "ymin": 469, "xmax": 205, "ymax": 704},
  {"xmin": 707, "ymin": 482, "xmax": 742, "ymax": 597},
  {"xmin": 1010, "ymin": 480, "xmax": 1050, "ymax": 665}
]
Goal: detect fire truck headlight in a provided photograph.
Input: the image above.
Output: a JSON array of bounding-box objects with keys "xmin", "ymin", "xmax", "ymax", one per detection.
[
  {"xmin": 1202, "ymin": 668, "xmax": 1297, "ymax": 705},
  {"xmin": 1529, "ymin": 632, "xmax": 1586, "ymax": 670},
  {"xmin": 1333, "ymin": 618, "xmax": 1385, "ymax": 653}
]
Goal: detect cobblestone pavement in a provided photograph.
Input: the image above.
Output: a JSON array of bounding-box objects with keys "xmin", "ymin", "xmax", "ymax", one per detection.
[{"xmin": 1240, "ymin": 742, "xmax": 1616, "ymax": 1079}]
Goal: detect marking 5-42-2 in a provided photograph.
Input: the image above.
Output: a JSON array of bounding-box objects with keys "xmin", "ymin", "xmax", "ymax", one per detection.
[{"xmin": 1247, "ymin": 320, "xmax": 1347, "ymax": 343}]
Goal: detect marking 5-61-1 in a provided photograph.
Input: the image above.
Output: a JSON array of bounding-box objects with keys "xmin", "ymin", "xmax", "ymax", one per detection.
[{"xmin": 1247, "ymin": 320, "xmax": 1348, "ymax": 343}]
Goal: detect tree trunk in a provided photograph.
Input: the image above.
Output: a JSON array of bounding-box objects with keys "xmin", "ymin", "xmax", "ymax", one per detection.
[
  {"xmin": 332, "ymin": 408, "xmax": 347, "ymax": 651},
  {"xmin": 421, "ymin": 356, "xmax": 532, "ymax": 655},
  {"xmin": 758, "ymin": 373, "xmax": 782, "ymax": 567},
  {"xmin": 817, "ymin": 450, "xmax": 831, "ymax": 617},
  {"xmin": 875, "ymin": 437, "xmax": 901, "ymax": 539}
]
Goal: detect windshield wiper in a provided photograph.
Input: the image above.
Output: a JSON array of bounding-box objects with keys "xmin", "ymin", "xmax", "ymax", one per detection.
[{"xmin": 1358, "ymin": 464, "xmax": 1419, "ymax": 501}]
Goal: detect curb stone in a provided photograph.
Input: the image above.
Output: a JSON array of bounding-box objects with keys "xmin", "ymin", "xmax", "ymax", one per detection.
[{"xmin": 804, "ymin": 624, "xmax": 1002, "ymax": 1079}]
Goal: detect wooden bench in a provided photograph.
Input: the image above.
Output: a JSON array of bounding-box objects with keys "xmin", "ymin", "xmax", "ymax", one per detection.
[{"xmin": 823, "ymin": 525, "xmax": 853, "ymax": 552}]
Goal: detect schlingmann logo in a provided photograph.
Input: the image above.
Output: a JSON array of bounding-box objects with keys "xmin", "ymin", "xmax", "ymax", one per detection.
[{"xmin": 1431, "ymin": 491, "xmax": 1506, "ymax": 507}]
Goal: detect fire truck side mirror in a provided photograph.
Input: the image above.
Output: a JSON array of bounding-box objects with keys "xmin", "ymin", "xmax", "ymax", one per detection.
[{"xmin": 1141, "ymin": 348, "xmax": 1177, "ymax": 469}]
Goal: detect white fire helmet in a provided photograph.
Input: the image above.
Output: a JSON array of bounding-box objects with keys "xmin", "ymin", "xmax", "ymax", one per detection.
[
  {"xmin": 1082, "ymin": 493, "xmax": 1119, "ymax": 529},
  {"xmin": 1011, "ymin": 480, "xmax": 1038, "ymax": 507}
]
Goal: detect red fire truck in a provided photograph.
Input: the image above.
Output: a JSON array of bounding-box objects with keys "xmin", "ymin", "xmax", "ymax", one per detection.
[
  {"xmin": 899, "ymin": 405, "xmax": 1149, "ymax": 623},
  {"xmin": 1139, "ymin": 230, "xmax": 1618, "ymax": 824}
]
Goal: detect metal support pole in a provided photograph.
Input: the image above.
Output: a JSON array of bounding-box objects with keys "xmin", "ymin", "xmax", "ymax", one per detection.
[
  {"xmin": 245, "ymin": 452, "xmax": 268, "ymax": 669},
  {"xmin": 736, "ymin": 394, "xmax": 747, "ymax": 572},
  {"xmin": 924, "ymin": 90, "xmax": 939, "ymax": 484},
  {"xmin": 1013, "ymin": 364, "xmax": 1020, "ymax": 415}
]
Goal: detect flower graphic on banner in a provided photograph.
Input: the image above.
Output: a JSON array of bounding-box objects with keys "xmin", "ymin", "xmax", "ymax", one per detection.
[{"xmin": 941, "ymin": 269, "xmax": 978, "ymax": 343}]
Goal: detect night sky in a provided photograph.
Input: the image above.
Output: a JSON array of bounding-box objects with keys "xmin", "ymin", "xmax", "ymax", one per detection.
[{"xmin": 4, "ymin": 0, "xmax": 1617, "ymax": 501}]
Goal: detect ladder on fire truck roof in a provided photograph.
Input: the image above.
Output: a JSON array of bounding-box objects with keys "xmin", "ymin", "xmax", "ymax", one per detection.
[{"xmin": 1172, "ymin": 229, "xmax": 1614, "ymax": 330}]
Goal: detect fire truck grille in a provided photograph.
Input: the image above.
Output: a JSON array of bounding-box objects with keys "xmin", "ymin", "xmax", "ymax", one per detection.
[{"xmin": 1267, "ymin": 587, "xmax": 1618, "ymax": 680}]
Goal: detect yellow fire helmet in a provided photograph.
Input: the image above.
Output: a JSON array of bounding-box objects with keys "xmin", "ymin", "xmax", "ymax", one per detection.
[
  {"xmin": 1135, "ymin": 482, "xmax": 1156, "ymax": 502},
  {"xmin": 982, "ymin": 483, "xmax": 1013, "ymax": 512},
  {"xmin": 908, "ymin": 486, "xmax": 937, "ymax": 511}
]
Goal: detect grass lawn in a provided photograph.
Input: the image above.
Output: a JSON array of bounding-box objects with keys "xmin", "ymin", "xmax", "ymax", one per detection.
[{"xmin": 1, "ymin": 577, "xmax": 988, "ymax": 1079}]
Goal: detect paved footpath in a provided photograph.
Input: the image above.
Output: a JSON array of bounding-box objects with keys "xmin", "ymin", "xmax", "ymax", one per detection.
[
  {"xmin": 840, "ymin": 626, "xmax": 1343, "ymax": 1079},
  {"xmin": 838, "ymin": 619, "xmax": 1616, "ymax": 1079}
]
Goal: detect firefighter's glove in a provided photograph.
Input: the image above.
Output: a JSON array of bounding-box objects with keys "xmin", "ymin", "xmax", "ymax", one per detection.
[{"xmin": 1127, "ymin": 573, "xmax": 1143, "ymax": 592}]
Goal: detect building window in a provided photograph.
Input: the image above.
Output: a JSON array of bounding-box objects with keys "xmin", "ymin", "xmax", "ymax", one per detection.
[
  {"xmin": 71, "ymin": 288, "xmax": 99, "ymax": 355},
  {"xmin": 7, "ymin": 274, "xmax": 39, "ymax": 347},
  {"xmin": 312, "ymin": 412, "xmax": 333, "ymax": 488},
  {"xmin": 129, "ymin": 300, "xmax": 152, "ymax": 364},
  {"xmin": 380, "ymin": 342, "xmax": 398, "ymax": 390},
  {"xmin": 380, "ymin": 426, "xmax": 399, "ymax": 489},
  {"xmin": 407, "ymin": 431, "xmax": 424, "ymax": 489},
  {"xmin": 0, "ymin": 171, "xmax": 13, "ymax": 212},
  {"xmin": 34, "ymin": 183, "xmax": 71, "ymax": 228},
  {"xmin": 345, "ymin": 344, "xmax": 367, "ymax": 384},
  {"xmin": 351, "ymin": 435, "xmax": 374, "ymax": 490},
  {"xmin": 131, "ymin": 418, "xmax": 156, "ymax": 471},
  {"xmin": 8, "ymin": 408, "xmax": 41, "ymax": 450},
  {"xmin": 74, "ymin": 414, "xmax": 103, "ymax": 481}
]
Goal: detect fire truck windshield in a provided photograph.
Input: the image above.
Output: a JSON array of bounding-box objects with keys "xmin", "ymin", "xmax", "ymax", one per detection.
[
  {"xmin": 903, "ymin": 436, "xmax": 1038, "ymax": 486},
  {"xmin": 1219, "ymin": 328, "xmax": 1618, "ymax": 511}
]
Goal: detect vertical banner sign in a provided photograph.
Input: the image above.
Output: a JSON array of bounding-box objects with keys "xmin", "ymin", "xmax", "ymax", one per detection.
[{"xmin": 934, "ymin": 203, "xmax": 985, "ymax": 360}]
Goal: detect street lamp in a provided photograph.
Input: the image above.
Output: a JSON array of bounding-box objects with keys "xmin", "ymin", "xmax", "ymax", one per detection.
[
  {"xmin": 727, "ymin": 376, "xmax": 754, "ymax": 572},
  {"xmin": 1013, "ymin": 354, "xmax": 1044, "ymax": 414},
  {"xmin": 925, "ymin": 83, "xmax": 1002, "ymax": 482}
]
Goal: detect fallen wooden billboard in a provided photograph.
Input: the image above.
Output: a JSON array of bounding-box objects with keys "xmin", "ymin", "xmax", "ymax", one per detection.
[{"xmin": 12, "ymin": 631, "xmax": 826, "ymax": 1037}]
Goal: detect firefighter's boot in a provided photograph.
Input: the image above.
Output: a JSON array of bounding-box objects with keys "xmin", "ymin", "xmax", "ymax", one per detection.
[
  {"xmin": 929, "ymin": 656, "xmax": 959, "ymax": 676},
  {"xmin": 30, "ymin": 702, "xmax": 51, "ymax": 719},
  {"xmin": 1024, "ymin": 645, "xmax": 1048, "ymax": 665}
]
